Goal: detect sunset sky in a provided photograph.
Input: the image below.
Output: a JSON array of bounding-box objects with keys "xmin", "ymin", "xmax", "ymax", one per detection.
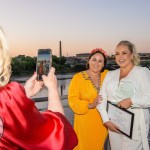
[{"xmin": 1, "ymin": 0, "xmax": 150, "ymax": 57}]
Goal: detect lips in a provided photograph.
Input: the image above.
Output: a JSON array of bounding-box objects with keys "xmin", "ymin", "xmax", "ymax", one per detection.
[
  {"xmin": 118, "ymin": 59, "xmax": 125, "ymax": 64},
  {"xmin": 93, "ymin": 65, "xmax": 100, "ymax": 69}
]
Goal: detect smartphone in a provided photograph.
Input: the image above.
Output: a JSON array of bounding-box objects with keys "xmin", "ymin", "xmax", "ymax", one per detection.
[{"xmin": 36, "ymin": 49, "xmax": 52, "ymax": 80}]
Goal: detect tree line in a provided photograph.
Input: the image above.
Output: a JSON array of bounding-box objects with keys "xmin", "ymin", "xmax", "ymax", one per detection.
[{"xmin": 11, "ymin": 55, "xmax": 86, "ymax": 75}]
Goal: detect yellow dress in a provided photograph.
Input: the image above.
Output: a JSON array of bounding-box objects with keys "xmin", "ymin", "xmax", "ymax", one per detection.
[{"xmin": 68, "ymin": 70, "xmax": 108, "ymax": 150}]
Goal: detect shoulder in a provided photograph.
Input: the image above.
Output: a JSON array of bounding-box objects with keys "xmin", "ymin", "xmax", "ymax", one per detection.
[
  {"xmin": 0, "ymin": 82, "xmax": 26, "ymax": 103},
  {"xmin": 101, "ymin": 69, "xmax": 119, "ymax": 83},
  {"xmin": 5, "ymin": 82, "xmax": 25, "ymax": 94},
  {"xmin": 134, "ymin": 66, "xmax": 149, "ymax": 71},
  {"xmin": 134, "ymin": 66, "xmax": 150, "ymax": 76},
  {"xmin": 106, "ymin": 69, "xmax": 120, "ymax": 77},
  {"xmin": 7, "ymin": 81, "xmax": 23, "ymax": 88},
  {"xmin": 101, "ymin": 70, "xmax": 109, "ymax": 79},
  {"xmin": 73, "ymin": 72, "xmax": 82, "ymax": 77},
  {"xmin": 102, "ymin": 69, "xmax": 109, "ymax": 75},
  {"xmin": 72, "ymin": 71, "xmax": 85, "ymax": 80}
]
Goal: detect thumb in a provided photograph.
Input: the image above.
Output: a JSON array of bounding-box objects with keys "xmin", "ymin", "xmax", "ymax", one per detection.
[{"xmin": 42, "ymin": 75, "xmax": 46, "ymax": 82}]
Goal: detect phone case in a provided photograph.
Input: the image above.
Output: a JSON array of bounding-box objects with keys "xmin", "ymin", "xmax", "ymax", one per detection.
[{"xmin": 36, "ymin": 49, "xmax": 52, "ymax": 80}]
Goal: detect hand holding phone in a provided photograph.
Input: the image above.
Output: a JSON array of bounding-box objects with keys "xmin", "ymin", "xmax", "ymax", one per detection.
[{"xmin": 36, "ymin": 49, "xmax": 52, "ymax": 80}]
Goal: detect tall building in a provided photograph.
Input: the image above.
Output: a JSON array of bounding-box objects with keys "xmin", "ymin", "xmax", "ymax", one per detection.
[{"xmin": 59, "ymin": 41, "xmax": 62, "ymax": 58}]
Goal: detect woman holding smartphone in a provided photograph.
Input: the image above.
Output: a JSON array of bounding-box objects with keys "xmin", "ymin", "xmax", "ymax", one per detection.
[{"xmin": 0, "ymin": 27, "xmax": 78, "ymax": 150}]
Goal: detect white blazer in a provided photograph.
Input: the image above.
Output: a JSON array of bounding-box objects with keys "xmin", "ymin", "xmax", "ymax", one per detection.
[{"xmin": 97, "ymin": 66, "xmax": 150, "ymax": 150}]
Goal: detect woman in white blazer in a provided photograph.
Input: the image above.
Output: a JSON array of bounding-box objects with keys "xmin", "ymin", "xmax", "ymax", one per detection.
[{"xmin": 97, "ymin": 40, "xmax": 150, "ymax": 150}]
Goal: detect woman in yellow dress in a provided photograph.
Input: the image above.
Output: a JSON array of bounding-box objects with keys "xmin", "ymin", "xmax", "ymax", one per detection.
[{"xmin": 68, "ymin": 48, "xmax": 108, "ymax": 150}]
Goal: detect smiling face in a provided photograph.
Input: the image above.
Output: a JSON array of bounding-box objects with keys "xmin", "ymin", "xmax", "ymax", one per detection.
[
  {"xmin": 88, "ymin": 53, "xmax": 104, "ymax": 73},
  {"xmin": 115, "ymin": 45, "xmax": 134, "ymax": 68}
]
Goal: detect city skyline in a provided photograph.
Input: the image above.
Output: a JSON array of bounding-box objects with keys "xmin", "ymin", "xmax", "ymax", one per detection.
[{"xmin": 1, "ymin": 0, "xmax": 150, "ymax": 57}]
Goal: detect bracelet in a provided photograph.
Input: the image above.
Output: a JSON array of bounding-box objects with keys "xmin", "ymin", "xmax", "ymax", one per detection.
[{"xmin": 88, "ymin": 103, "xmax": 91, "ymax": 109}]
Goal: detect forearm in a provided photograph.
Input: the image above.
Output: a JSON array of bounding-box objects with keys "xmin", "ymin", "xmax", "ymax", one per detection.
[
  {"xmin": 47, "ymin": 88, "xmax": 64, "ymax": 115},
  {"xmin": 97, "ymin": 99, "xmax": 109, "ymax": 123},
  {"xmin": 68, "ymin": 96, "xmax": 89, "ymax": 114}
]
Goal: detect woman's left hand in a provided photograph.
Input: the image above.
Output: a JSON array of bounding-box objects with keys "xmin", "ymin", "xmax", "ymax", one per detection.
[
  {"xmin": 88, "ymin": 95, "xmax": 103, "ymax": 109},
  {"xmin": 117, "ymin": 98, "xmax": 133, "ymax": 109},
  {"xmin": 24, "ymin": 72, "xmax": 43, "ymax": 98}
]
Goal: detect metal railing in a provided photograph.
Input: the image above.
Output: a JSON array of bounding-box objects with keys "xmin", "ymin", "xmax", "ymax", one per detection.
[
  {"xmin": 33, "ymin": 95, "xmax": 150, "ymax": 148},
  {"xmin": 32, "ymin": 95, "xmax": 68, "ymax": 102}
]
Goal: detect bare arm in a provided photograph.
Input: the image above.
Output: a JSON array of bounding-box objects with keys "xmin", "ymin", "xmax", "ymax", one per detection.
[{"xmin": 42, "ymin": 67, "xmax": 64, "ymax": 115}]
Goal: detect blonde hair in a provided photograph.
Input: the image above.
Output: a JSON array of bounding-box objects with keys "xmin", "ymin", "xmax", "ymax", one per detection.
[
  {"xmin": 116, "ymin": 40, "xmax": 140, "ymax": 65},
  {"xmin": 0, "ymin": 27, "xmax": 11, "ymax": 86}
]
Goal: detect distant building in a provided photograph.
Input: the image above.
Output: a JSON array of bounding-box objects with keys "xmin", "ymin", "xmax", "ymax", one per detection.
[
  {"xmin": 139, "ymin": 53, "xmax": 150, "ymax": 56},
  {"xmin": 139, "ymin": 53, "xmax": 150, "ymax": 61},
  {"xmin": 18, "ymin": 55, "xmax": 25, "ymax": 57},
  {"xmin": 76, "ymin": 53, "xmax": 90, "ymax": 61},
  {"xmin": 65, "ymin": 52, "xmax": 150, "ymax": 70}
]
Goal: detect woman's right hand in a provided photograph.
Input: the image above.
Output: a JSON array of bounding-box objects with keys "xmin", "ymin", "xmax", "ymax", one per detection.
[
  {"xmin": 42, "ymin": 67, "xmax": 64, "ymax": 114},
  {"xmin": 42, "ymin": 67, "xmax": 57, "ymax": 90},
  {"xmin": 104, "ymin": 121, "xmax": 120, "ymax": 133},
  {"xmin": 24, "ymin": 72, "xmax": 43, "ymax": 98}
]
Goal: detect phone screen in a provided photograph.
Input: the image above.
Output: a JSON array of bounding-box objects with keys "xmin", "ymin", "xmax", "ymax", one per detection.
[{"xmin": 36, "ymin": 49, "xmax": 52, "ymax": 80}]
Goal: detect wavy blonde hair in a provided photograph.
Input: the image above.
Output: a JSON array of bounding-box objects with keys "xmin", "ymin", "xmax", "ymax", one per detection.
[
  {"xmin": 116, "ymin": 40, "xmax": 140, "ymax": 65},
  {"xmin": 0, "ymin": 27, "xmax": 11, "ymax": 86}
]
